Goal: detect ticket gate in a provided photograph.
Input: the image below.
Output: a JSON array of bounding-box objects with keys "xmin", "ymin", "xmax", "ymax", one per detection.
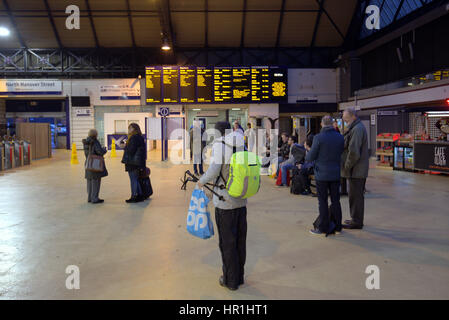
[
  {"xmin": 22, "ymin": 141, "xmax": 32, "ymax": 165},
  {"xmin": 3, "ymin": 141, "xmax": 14, "ymax": 169},
  {"xmin": 0, "ymin": 142, "xmax": 4, "ymax": 171},
  {"xmin": 13, "ymin": 141, "xmax": 23, "ymax": 167}
]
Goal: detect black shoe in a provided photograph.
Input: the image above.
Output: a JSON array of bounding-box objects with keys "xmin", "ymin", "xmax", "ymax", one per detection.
[
  {"xmin": 344, "ymin": 219, "xmax": 353, "ymax": 225},
  {"xmin": 126, "ymin": 197, "xmax": 139, "ymax": 203},
  {"xmin": 219, "ymin": 276, "xmax": 238, "ymax": 291},
  {"xmin": 342, "ymin": 223, "xmax": 363, "ymax": 229},
  {"xmin": 88, "ymin": 199, "xmax": 91, "ymax": 203},
  {"xmin": 135, "ymin": 195, "xmax": 145, "ymax": 202},
  {"xmin": 340, "ymin": 192, "xmax": 348, "ymax": 196},
  {"xmin": 92, "ymin": 199, "xmax": 104, "ymax": 204}
]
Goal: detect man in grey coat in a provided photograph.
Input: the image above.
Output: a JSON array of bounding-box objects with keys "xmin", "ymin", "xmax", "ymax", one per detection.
[
  {"xmin": 198, "ymin": 121, "xmax": 247, "ymax": 291},
  {"xmin": 341, "ymin": 108, "xmax": 369, "ymax": 229}
]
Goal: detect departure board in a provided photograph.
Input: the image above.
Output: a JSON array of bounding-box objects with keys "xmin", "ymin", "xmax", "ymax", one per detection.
[
  {"xmin": 145, "ymin": 66, "xmax": 287, "ymax": 104},
  {"xmin": 233, "ymin": 68, "xmax": 251, "ymax": 102},
  {"xmin": 145, "ymin": 67, "xmax": 162, "ymax": 103},
  {"xmin": 270, "ymin": 67, "xmax": 288, "ymax": 102},
  {"xmin": 180, "ymin": 66, "xmax": 196, "ymax": 103},
  {"xmin": 214, "ymin": 67, "xmax": 233, "ymax": 102},
  {"xmin": 163, "ymin": 66, "xmax": 179, "ymax": 103},
  {"xmin": 197, "ymin": 67, "xmax": 213, "ymax": 103},
  {"xmin": 251, "ymin": 67, "xmax": 270, "ymax": 102}
]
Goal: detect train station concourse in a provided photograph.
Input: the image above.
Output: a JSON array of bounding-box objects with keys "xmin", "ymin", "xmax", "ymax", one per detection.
[{"xmin": 0, "ymin": 0, "xmax": 448, "ymax": 307}]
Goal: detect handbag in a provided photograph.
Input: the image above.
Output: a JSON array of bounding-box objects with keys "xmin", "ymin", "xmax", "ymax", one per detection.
[
  {"xmin": 139, "ymin": 166, "xmax": 151, "ymax": 178},
  {"xmin": 186, "ymin": 187, "xmax": 214, "ymax": 239},
  {"xmin": 85, "ymin": 142, "xmax": 105, "ymax": 173}
]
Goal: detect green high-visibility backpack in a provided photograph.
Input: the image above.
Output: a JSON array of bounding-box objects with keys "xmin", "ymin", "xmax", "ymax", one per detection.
[{"xmin": 225, "ymin": 150, "xmax": 261, "ymax": 199}]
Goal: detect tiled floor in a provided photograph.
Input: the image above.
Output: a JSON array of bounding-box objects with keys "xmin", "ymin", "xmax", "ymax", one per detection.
[{"xmin": 0, "ymin": 150, "xmax": 448, "ymax": 299}]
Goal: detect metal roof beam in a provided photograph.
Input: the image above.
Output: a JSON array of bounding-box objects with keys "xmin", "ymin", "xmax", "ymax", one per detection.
[
  {"xmin": 125, "ymin": 0, "xmax": 137, "ymax": 47},
  {"xmin": 275, "ymin": 0, "xmax": 286, "ymax": 48},
  {"xmin": 205, "ymin": 0, "xmax": 208, "ymax": 48},
  {"xmin": 43, "ymin": 0, "xmax": 63, "ymax": 48},
  {"xmin": 310, "ymin": 0, "xmax": 326, "ymax": 48},
  {"xmin": 317, "ymin": 0, "xmax": 344, "ymax": 40},
  {"xmin": 393, "ymin": 0, "xmax": 406, "ymax": 22},
  {"xmin": 2, "ymin": 0, "xmax": 27, "ymax": 48},
  {"xmin": 85, "ymin": 0, "xmax": 100, "ymax": 48},
  {"xmin": 156, "ymin": 0, "xmax": 175, "ymax": 49},
  {"xmin": 240, "ymin": 0, "xmax": 247, "ymax": 47}
]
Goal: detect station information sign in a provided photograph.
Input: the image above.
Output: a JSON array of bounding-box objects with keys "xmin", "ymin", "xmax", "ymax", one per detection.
[
  {"xmin": 145, "ymin": 66, "xmax": 287, "ymax": 104},
  {"xmin": 180, "ymin": 66, "xmax": 196, "ymax": 103},
  {"xmin": 145, "ymin": 67, "xmax": 162, "ymax": 103}
]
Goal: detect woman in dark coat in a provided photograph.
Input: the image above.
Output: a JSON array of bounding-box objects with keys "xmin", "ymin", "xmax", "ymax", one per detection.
[
  {"xmin": 82, "ymin": 129, "xmax": 108, "ymax": 204},
  {"xmin": 121, "ymin": 123, "xmax": 146, "ymax": 203}
]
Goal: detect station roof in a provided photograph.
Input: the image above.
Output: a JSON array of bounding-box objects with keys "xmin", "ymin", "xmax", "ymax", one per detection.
[{"xmin": 0, "ymin": 0, "xmax": 359, "ymax": 48}]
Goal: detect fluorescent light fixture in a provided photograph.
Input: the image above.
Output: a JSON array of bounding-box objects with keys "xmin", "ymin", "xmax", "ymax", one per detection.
[
  {"xmin": 161, "ymin": 44, "xmax": 171, "ymax": 51},
  {"xmin": 427, "ymin": 114, "xmax": 449, "ymax": 117},
  {"xmin": 0, "ymin": 26, "xmax": 10, "ymax": 37},
  {"xmin": 426, "ymin": 111, "xmax": 449, "ymax": 114},
  {"xmin": 232, "ymin": 108, "xmax": 241, "ymax": 111},
  {"xmin": 192, "ymin": 108, "xmax": 201, "ymax": 111}
]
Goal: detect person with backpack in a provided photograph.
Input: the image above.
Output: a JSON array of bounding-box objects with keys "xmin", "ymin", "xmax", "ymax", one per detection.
[
  {"xmin": 198, "ymin": 121, "xmax": 260, "ymax": 291},
  {"xmin": 306, "ymin": 116, "xmax": 344, "ymax": 236},
  {"xmin": 82, "ymin": 129, "xmax": 108, "ymax": 204},
  {"xmin": 121, "ymin": 123, "xmax": 147, "ymax": 203}
]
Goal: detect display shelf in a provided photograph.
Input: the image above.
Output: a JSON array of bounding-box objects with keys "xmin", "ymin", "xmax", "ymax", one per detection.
[
  {"xmin": 376, "ymin": 138, "xmax": 395, "ymax": 142},
  {"xmin": 376, "ymin": 133, "xmax": 397, "ymax": 170},
  {"xmin": 376, "ymin": 151, "xmax": 394, "ymax": 156}
]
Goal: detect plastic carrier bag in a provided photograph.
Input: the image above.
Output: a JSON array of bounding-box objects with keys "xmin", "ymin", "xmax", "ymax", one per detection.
[{"xmin": 186, "ymin": 187, "xmax": 214, "ymax": 239}]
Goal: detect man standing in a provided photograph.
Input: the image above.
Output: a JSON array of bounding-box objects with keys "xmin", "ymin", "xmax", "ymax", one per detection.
[
  {"xmin": 341, "ymin": 108, "xmax": 369, "ymax": 230},
  {"xmin": 306, "ymin": 116, "xmax": 344, "ymax": 235},
  {"xmin": 198, "ymin": 121, "xmax": 247, "ymax": 291}
]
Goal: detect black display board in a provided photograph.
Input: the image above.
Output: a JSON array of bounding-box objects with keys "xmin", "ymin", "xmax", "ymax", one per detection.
[
  {"xmin": 145, "ymin": 66, "xmax": 288, "ymax": 104},
  {"xmin": 414, "ymin": 142, "xmax": 449, "ymax": 173}
]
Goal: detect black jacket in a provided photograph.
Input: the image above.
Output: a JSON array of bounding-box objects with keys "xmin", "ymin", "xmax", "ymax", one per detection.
[
  {"xmin": 278, "ymin": 141, "xmax": 290, "ymax": 160},
  {"xmin": 122, "ymin": 134, "xmax": 146, "ymax": 171},
  {"xmin": 82, "ymin": 137, "xmax": 108, "ymax": 179}
]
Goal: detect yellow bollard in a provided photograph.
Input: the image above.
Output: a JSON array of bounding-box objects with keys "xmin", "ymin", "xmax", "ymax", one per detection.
[
  {"xmin": 71, "ymin": 143, "xmax": 79, "ymax": 164},
  {"xmin": 110, "ymin": 139, "xmax": 117, "ymax": 158}
]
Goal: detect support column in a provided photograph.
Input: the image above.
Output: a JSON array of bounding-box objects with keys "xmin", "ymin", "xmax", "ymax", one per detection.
[{"xmin": 0, "ymin": 99, "xmax": 6, "ymax": 137}]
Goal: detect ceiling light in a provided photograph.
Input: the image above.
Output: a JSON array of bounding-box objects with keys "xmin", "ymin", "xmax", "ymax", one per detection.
[
  {"xmin": 192, "ymin": 108, "xmax": 201, "ymax": 111},
  {"xmin": 232, "ymin": 108, "xmax": 241, "ymax": 111},
  {"xmin": 0, "ymin": 27, "xmax": 10, "ymax": 37}
]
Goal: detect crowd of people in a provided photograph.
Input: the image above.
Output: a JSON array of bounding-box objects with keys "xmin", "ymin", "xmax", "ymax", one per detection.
[{"xmin": 80, "ymin": 108, "xmax": 369, "ymax": 291}]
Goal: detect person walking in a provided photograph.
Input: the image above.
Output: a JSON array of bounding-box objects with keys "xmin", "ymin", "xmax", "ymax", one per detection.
[
  {"xmin": 82, "ymin": 129, "xmax": 108, "ymax": 204},
  {"xmin": 198, "ymin": 121, "xmax": 247, "ymax": 291},
  {"xmin": 121, "ymin": 123, "xmax": 146, "ymax": 203},
  {"xmin": 190, "ymin": 121, "xmax": 206, "ymax": 176},
  {"xmin": 341, "ymin": 108, "xmax": 369, "ymax": 229},
  {"xmin": 305, "ymin": 116, "xmax": 344, "ymax": 235}
]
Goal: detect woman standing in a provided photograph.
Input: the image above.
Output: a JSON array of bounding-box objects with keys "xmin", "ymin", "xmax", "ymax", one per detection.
[
  {"xmin": 121, "ymin": 123, "xmax": 146, "ymax": 203},
  {"xmin": 82, "ymin": 129, "xmax": 108, "ymax": 204}
]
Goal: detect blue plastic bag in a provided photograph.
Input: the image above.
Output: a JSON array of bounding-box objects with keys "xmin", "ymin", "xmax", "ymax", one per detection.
[{"xmin": 187, "ymin": 187, "xmax": 214, "ymax": 239}]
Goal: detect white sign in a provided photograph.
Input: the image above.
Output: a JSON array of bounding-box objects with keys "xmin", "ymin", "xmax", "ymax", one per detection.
[
  {"xmin": 370, "ymin": 114, "xmax": 376, "ymax": 125},
  {"xmin": 74, "ymin": 108, "xmax": 93, "ymax": 117},
  {"xmin": 365, "ymin": 5, "xmax": 380, "ymax": 30},
  {"xmin": 99, "ymin": 82, "xmax": 140, "ymax": 100},
  {"xmin": 0, "ymin": 79, "xmax": 62, "ymax": 94}
]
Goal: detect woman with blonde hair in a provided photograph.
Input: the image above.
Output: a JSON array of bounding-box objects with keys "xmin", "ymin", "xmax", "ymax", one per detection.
[
  {"xmin": 82, "ymin": 129, "xmax": 108, "ymax": 204},
  {"xmin": 121, "ymin": 123, "xmax": 146, "ymax": 203}
]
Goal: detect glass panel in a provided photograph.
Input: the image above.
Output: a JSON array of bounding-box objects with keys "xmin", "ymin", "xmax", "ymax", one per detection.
[{"xmin": 114, "ymin": 120, "xmax": 127, "ymax": 134}]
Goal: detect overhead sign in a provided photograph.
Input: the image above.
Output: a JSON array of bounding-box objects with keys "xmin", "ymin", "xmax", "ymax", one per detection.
[
  {"xmin": 0, "ymin": 79, "xmax": 62, "ymax": 95},
  {"xmin": 160, "ymin": 107, "xmax": 170, "ymax": 117},
  {"xmin": 99, "ymin": 82, "xmax": 140, "ymax": 100},
  {"xmin": 74, "ymin": 108, "xmax": 93, "ymax": 117}
]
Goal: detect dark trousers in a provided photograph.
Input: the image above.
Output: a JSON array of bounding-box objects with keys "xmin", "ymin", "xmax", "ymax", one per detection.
[
  {"xmin": 87, "ymin": 178, "xmax": 101, "ymax": 202},
  {"xmin": 215, "ymin": 207, "xmax": 247, "ymax": 288},
  {"xmin": 316, "ymin": 180, "xmax": 342, "ymax": 232},
  {"xmin": 193, "ymin": 162, "xmax": 203, "ymax": 175},
  {"xmin": 341, "ymin": 177, "xmax": 347, "ymax": 194},
  {"xmin": 299, "ymin": 168, "xmax": 312, "ymax": 192},
  {"xmin": 128, "ymin": 169, "xmax": 142, "ymax": 197},
  {"xmin": 348, "ymin": 178, "xmax": 366, "ymax": 226}
]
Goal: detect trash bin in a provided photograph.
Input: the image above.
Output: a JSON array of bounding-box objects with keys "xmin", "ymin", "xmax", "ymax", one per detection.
[
  {"xmin": 22, "ymin": 140, "xmax": 32, "ymax": 165},
  {"xmin": 3, "ymin": 141, "xmax": 14, "ymax": 169},
  {"xmin": 0, "ymin": 142, "xmax": 5, "ymax": 171},
  {"xmin": 13, "ymin": 141, "xmax": 24, "ymax": 167}
]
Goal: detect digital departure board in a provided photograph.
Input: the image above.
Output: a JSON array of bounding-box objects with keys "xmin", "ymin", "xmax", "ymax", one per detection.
[
  {"xmin": 163, "ymin": 66, "xmax": 179, "ymax": 103},
  {"xmin": 214, "ymin": 67, "xmax": 233, "ymax": 102},
  {"xmin": 180, "ymin": 66, "xmax": 196, "ymax": 103},
  {"xmin": 197, "ymin": 67, "xmax": 213, "ymax": 103},
  {"xmin": 145, "ymin": 66, "xmax": 287, "ymax": 104},
  {"xmin": 270, "ymin": 67, "xmax": 288, "ymax": 102},
  {"xmin": 145, "ymin": 67, "xmax": 162, "ymax": 103},
  {"xmin": 251, "ymin": 67, "xmax": 270, "ymax": 102},
  {"xmin": 233, "ymin": 68, "xmax": 251, "ymax": 102}
]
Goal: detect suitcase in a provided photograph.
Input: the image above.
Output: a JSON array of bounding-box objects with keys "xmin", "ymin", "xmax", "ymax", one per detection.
[{"xmin": 139, "ymin": 176, "xmax": 153, "ymax": 199}]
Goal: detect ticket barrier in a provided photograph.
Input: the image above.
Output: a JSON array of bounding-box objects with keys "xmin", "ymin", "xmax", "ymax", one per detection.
[
  {"xmin": 14, "ymin": 141, "xmax": 23, "ymax": 167},
  {"xmin": 0, "ymin": 142, "xmax": 5, "ymax": 171},
  {"xmin": 22, "ymin": 141, "xmax": 32, "ymax": 165},
  {"xmin": 3, "ymin": 141, "xmax": 14, "ymax": 169}
]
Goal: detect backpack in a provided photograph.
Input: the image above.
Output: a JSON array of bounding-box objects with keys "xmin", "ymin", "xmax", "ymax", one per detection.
[
  {"xmin": 290, "ymin": 167, "xmax": 303, "ymax": 195},
  {"xmin": 218, "ymin": 141, "xmax": 261, "ymax": 199}
]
